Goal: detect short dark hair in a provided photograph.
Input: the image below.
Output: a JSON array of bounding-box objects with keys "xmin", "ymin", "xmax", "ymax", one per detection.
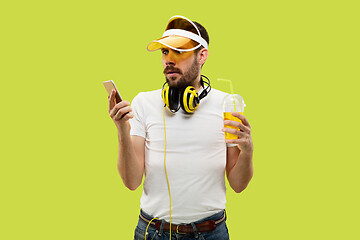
[
  {"xmin": 192, "ymin": 21, "xmax": 209, "ymax": 68},
  {"xmin": 192, "ymin": 21, "xmax": 209, "ymax": 55},
  {"xmin": 193, "ymin": 21, "xmax": 209, "ymax": 46}
]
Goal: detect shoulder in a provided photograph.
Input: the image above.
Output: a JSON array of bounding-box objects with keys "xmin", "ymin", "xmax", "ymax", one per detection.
[
  {"xmin": 132, "ymin": 89, "xmax": 162, "ymax": 102},
  {"xmin": 131, "ymin": 89, "xmax": 163, "ymax": 113},
  {"xmin": 197, "ymin": 88, "xmax": 229, "ymax": 112},
  {"xmin": 210, "ymin": 88, "xmax": 229, "ymax": 97},
  {"xmin": 207, "ymin": 88, "xmax": 230, "ymax": 102}
]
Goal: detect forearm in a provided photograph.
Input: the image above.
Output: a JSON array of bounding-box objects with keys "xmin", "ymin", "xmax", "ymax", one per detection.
[
  {"xmin": 227, "ymin": 150, "xmax": 253, "ymax": 193},
  {"xmin": 117, "ymin": 126, "xmax": 144, "ymax": 191}
]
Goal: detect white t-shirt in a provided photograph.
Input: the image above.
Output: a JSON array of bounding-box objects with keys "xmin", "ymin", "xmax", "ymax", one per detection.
[{"xmin": 129, "ymin": 88, "xmax": 231, "ymax": 224}]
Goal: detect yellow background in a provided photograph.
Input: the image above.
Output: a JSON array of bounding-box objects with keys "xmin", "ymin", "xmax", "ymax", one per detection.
[{"xmin": 1, "ymin": 0, "xmax": 359, "ymax": 239}]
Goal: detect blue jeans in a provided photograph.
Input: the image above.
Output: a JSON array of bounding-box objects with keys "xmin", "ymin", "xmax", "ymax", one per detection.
[{"xmin": 134, "ymin": 210, "xmax": 230, "ymax": 240}]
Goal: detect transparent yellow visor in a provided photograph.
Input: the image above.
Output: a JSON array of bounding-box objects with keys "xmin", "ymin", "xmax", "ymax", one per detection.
[{"xmin": 147, "ymin": 35, "xmax": 198, "ymax": 52}]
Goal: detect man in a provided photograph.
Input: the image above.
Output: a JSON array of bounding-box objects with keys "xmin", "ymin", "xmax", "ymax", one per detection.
[{"xmin": 108, "ymin": 15, "xmax": 253, "ymax": 240}]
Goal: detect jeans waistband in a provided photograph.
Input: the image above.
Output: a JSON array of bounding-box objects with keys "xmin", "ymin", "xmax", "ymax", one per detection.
[{"xmin": 139, "ymin": 209, "xmax": 226, "ymax": 225}]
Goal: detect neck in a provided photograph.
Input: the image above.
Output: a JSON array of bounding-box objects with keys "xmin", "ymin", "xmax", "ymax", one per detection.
[{"xmin": 192, "ymin": 74, "xmax": 203, "ymax": 92}]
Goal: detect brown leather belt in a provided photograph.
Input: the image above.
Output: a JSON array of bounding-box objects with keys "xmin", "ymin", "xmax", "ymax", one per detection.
[{"xmin": 139, "ymin": 211, "xmax": 226, "ymax": 234}]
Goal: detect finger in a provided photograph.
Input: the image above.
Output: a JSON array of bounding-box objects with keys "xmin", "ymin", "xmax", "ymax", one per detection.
[
  {"xmin": 109, "ymin": 100, "xmax": 130, "ymax": 116},
  {"xmin": 109, "ymin": 89, "xmax": 116, "ymax": 111},
  {"xmin": 224, "ymin": 120, "xmax": 250, "ymax": 134},
  {"xmin": 110, "ymin": 103, "xmax": 128, "ymax": 119},
  {"xmin": 114, "ymin": 110, "xmax": 130, "ymax": 121},
  {"xmin": 122, "ymin": 112, "xmax": 134, "ymax": 121},
  {"xmin": 225, "ymin": 136, "xmax": 248, "ymax": 143},
  {"xmin": 109, "ymin": 105, "xmax": 119, "ymax": 118},
  {"xmin": 114, "ymin": 106, "xmax": 132, "ymax": 120},
  {"xmin": 222, "ymin": 127, "xmax": 245, "ymax": 137},
  {"xmin": 231, "ymin": 112, "xmax": 251, "ymax": 128},
  {"xmin": 116, "ymin": 100, "xmax": 130, "ymax": 108},
  {"xmin": 114, "ymin": 100, "xmax": 130, "ymax": 113},
  {"xmin": 225, "ymin": 139, "xmax": 241, "ymax": 145}
]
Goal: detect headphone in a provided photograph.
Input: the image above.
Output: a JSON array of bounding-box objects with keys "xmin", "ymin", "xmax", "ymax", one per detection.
[{"xmin": 161, "ymin": 75, "xmax": 211, "ymax": 113}]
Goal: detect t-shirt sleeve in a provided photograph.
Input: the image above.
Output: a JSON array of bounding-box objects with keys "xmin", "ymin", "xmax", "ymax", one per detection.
[{"xmin": 129, "ymin": 93, "xmax": 146, "ymax": 138}]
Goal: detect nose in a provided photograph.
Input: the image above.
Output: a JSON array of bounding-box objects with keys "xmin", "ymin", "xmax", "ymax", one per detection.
[{"xmin": 164, "ymin": 51, "xmax": 177, "ymax": 65}]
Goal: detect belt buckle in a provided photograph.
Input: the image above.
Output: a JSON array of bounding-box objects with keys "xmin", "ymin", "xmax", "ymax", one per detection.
[{"xmin": 176, "ymin": 224, "xmax": 186, "ymax": 234}]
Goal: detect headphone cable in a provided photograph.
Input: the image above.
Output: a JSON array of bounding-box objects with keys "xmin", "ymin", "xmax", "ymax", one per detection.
[
  {"xmin": 163, "ymin": 106, "xmax": 172, "ymax": 239},
  {"xmin": 145, "ymin": 107, "xmax": 172, "ymax": 240}
]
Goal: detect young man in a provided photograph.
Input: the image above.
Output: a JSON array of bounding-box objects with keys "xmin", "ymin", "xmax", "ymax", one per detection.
[{"xmin": 108, "ymin": 15, "xmax": 253, "ymax": 240}]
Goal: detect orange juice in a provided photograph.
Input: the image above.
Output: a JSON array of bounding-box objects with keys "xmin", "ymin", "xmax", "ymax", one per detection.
[{"xmin": 223, "ymin": 112, "xmax": 244, "ymax": 140}]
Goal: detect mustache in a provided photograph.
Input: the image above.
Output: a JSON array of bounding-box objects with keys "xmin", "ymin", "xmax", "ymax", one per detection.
[{"xmin": 163, "ymin": 66, "xmax": 182, "ymax": 74}]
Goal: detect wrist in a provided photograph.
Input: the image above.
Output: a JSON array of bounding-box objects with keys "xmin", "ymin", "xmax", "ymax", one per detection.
[
  {"xmin": 238, "ymin": 139, "xmax": 253, "ymax": 153},
  {"xmin": 239, "ymin": 146, "xmax": 253, "ymax": 158},
  {"xmin": 116, "ymin": 121, "xmax": 131, "ymax": 135}
]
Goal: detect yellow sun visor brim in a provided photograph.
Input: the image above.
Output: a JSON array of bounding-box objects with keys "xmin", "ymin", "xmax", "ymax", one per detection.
[{"xmin": 147, "ymin": 35, "xmax": 200, "ymax": 52}]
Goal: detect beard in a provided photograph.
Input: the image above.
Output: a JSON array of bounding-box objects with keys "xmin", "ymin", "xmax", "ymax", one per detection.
[{"xmin": 163, "ymin": 57, "xmax": 200, "ymax": 90}]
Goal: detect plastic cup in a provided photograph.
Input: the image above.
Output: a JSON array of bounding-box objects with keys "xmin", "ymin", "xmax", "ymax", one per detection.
[{"xmin": 223, "ymin": 94, "xmax": 246, "ymax": 140}]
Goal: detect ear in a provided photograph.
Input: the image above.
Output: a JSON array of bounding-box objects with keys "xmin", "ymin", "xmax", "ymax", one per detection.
[{"xmin": 198, "ymin": 48, "xmax": 209, "ymax": 66}]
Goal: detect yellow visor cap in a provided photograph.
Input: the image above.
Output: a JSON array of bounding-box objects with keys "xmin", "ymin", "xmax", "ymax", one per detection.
[{"xmin": 147, "ymin": 15, "xmax": 208, "ymax": 52}]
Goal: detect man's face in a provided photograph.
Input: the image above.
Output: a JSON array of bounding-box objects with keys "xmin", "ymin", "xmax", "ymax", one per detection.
[{"xmin": 161, "ymin": 48, "xmax": 200, "ymax": 89}]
